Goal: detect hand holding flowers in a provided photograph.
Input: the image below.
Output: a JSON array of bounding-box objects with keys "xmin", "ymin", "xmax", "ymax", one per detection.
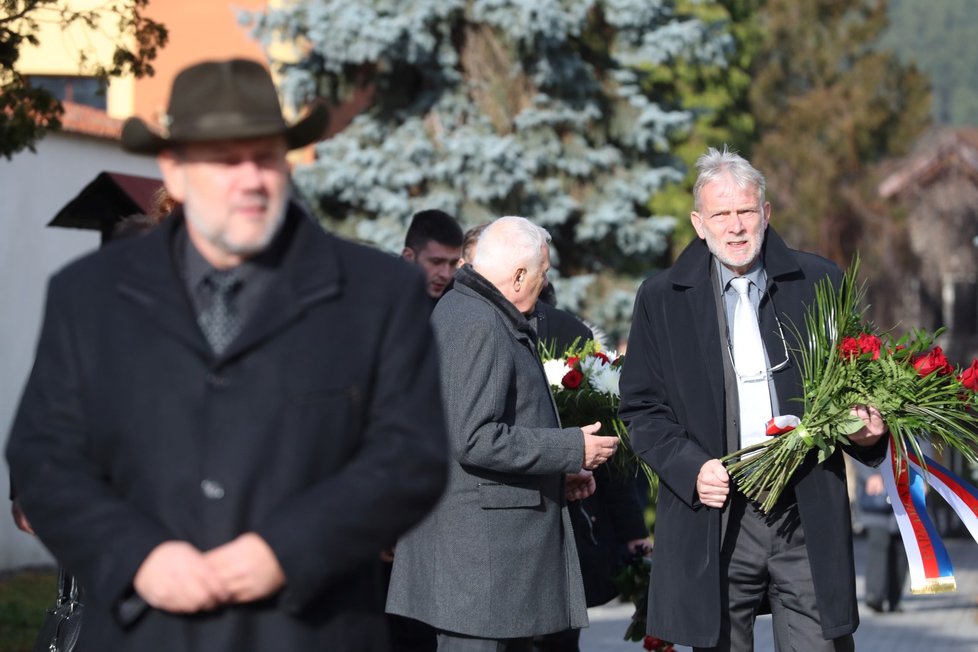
[
  {"xmin": 540, "ymin": 339, "xmax": 654, "ymax": 483},
  {"xmin": 721, "ymin": 258, "xmax": 978, "ymax": 513}
]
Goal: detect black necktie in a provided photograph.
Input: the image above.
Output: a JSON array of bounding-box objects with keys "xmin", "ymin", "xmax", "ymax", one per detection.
[{"xmin": 198, "ymin": 270, "xmax": 242, "ymax": 355}]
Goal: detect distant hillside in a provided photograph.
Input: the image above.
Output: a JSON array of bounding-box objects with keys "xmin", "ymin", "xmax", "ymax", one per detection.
[{"xmin": 884, "ymin": 0, "xmax": 978, "ymax": 126}]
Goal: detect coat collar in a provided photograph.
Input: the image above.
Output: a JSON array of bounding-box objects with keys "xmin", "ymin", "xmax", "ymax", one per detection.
[
  {"xmin": 670, "ymin": 226, "xmax": 802, "ymax": 291},
  {"xmin": 454, "ymin": 264, "xmax": 536, "ymax": 342},
  {"xmin": 116, "ymin": 203, "xmax": 343, "ymax": 362}
]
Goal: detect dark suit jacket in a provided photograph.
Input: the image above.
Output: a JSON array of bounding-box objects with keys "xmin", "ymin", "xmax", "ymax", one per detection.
[
  {"xmin": 6, "ymin": 206, "xmax": 448, "ymax": 652},
  {"xmin": 619, "ymin": 229, "xmax": 885, "ymax": 647}
]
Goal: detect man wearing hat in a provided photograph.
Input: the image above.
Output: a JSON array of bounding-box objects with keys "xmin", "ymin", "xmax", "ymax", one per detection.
[{"xmin": 7, "ymin": 58, "xmax": 449, "ymax": 651}]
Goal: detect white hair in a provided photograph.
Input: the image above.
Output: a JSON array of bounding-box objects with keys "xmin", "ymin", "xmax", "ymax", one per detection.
[
  {"xmin": 472, "ymin": 216, "xmax": 550, "ymax": 277},
  {"xmin": 692, "ymin": 144, "xmax": 766, "ymax": 212}
]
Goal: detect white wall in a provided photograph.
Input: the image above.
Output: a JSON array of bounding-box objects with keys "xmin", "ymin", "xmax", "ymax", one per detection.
[{"xmin": 0, "ymin": 133, "xmax": 160, "ymax": 570}]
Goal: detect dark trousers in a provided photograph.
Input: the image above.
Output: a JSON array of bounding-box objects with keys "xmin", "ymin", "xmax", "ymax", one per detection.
[
  {"xmin": 864, "ymin": 526, "xmax": 908, "ymax": 611},
  {"xmin": 694, "ymin": 495, "xmax": 854, "ymax": 652},
  {"xmin": 383, "ymin": 560, "xmax": 437, "ymax": 652},
  {"xmin": 436, "ymin": 632, "xmax": 533, "ymax": 652},
  {"xmin": 390, "ymin": 614, "xmax": 438, "ymax": 652},
  {"xmin": 533, "ymin": 628, "xmax": 579, "ymax": 652}
]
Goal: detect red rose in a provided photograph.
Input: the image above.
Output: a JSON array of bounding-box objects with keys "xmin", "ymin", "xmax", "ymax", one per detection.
[
  {"xmin": 643, "ymin": 635, "xmax": 663, "ymax": 651},
  {"xmin": 566, "ymin": 356, "xmax": 580, "ymax": 368},
  {"xmin": 913, "ymin": 346, "xmax": 953, "ymax": 377},
  {"xmin": 592, "ymin": 351, "xmax": 610, "ymax": 364},
  {"xmin": 857, "ymin": 333, "xmax": 882, "ymax": 360},
  {"xmin": 562, "ymin": 368, "xmax": 584, "ymax": 389},
  {"xmin": 838, "ymin": 337, "xmax": 860, "ymax": 360},
  {"xmin": 959, "ymin": 359, "xmax": 978, "ymax": 392}
]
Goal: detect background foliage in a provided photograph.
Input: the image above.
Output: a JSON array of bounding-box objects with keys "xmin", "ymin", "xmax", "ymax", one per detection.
[
  {"xmin": 884, "ymin": 0, "xmax": 978, "ymax": 127},
  {"xmin": 249, "ymin": 0, "xmax": 731, "ymax": 340},
  {"xmin": 249, "ymin": 0, "xmax": 934, "ymax": 340},
  {"xmin": 0, "ymin": 0, "xmax": 167, "ymax": 159},
  {"xmin": 0, "ymin": 568, "xmax": 56, "ymax": 652}
]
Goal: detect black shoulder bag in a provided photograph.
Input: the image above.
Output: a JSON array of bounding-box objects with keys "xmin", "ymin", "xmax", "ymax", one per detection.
[{"xmin": 33, "ymin": 567, "xmax": 83, "ymax": 652}]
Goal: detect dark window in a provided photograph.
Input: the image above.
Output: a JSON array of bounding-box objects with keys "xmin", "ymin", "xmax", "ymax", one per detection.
[{"xmin": 29, "ymin": 75, "xmax": 107, "ymax": 110}]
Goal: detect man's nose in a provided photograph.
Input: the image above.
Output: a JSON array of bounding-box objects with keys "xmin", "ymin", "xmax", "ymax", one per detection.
[{"xmin": 235, "ymin": 159, "xmax": 264, "ymax": 187}]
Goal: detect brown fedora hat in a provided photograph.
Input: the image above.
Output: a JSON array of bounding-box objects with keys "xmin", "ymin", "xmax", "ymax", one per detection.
[{"xmin": 121, "ymin": 58, "xmax": 328, "ymax": 154}]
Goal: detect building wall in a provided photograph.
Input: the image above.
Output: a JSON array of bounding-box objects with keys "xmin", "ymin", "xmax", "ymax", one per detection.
[
  {"xmin": 0, "ymin": 133, "xmax": 160, "ymax": 570},
  {"xmin": 134, "ymin": 0, "xmax": 269, "ymax": 121},
  {"xmin": 15, "ymin": 0, "xmax": 136, "ymax": 117},
  {"xmin": 15, "ymin": 1, "xmax": 273, "ymax": 120}
]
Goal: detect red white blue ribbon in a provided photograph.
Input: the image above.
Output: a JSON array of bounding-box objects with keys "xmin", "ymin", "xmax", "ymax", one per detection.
[
  {"xmin": 763, "ymin": 418, "xmax": 977, "ymax": 594},
  {"xmin": 878, "ymin": 440, "xmax": 978, "ymax": 594}
]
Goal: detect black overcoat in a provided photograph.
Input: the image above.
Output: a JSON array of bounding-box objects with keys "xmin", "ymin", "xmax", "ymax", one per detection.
[
  {"xmin": 619, "ymin": 229, "xmax": 885, "ymax": 647},
  {"xmin": 7, "ymin": 207, "xmax": 448, "ymax": 651}
]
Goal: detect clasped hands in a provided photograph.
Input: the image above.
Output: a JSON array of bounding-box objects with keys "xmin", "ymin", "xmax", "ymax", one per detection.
[
  {"xmin": 565, "ymin": 421, "xmax": 619, "ymax": 501},
  {"xmin": 696, "ymin": 405, "xmax": 889, "ymax": 509},
  {"xmin": 133, "ymin": 532, "xmax": 285, "ymax": 614}
]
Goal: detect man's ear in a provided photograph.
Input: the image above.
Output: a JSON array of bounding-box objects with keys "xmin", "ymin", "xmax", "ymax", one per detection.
[
  {"xmin": 402, "ymin": 247, "xmax": 416, "ymax": 262},
  {"xmin": 690, "ymin": 211, "xmax": 706, "ymax": 240},
  {"xmin": 514, "ymin": 267, "xmax": 526, "ymax": 291}
]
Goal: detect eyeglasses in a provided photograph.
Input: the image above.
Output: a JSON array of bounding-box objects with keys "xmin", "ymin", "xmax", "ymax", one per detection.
[{"xmin": 726, "ymin": 311, "xmax": 791, "ymax": 383}]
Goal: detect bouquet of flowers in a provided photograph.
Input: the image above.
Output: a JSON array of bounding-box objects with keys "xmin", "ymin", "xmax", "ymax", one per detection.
[
  {"xmin": 540, "ymin": 339, "xmax": 657, "ymax": 484},
  {"xmin": 541, "ymin": 338, "xmax": 624, "ymax": 434},
  {"xmin": 721, "ymin": 258, "xmax": 978, "ymax": 513}
]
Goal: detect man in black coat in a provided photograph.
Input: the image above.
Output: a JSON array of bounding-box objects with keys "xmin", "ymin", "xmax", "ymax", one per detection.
[
  {"xmin": 6, "ymin": 58, "xmax": 448, "ymax": 652},
  {"xmin": 619, "ymin": 146, "xmax": 888, "ymax": 651}
]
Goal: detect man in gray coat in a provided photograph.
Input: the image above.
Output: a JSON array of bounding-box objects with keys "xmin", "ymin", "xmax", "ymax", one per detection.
[{"xmin": 387, "ymin": 216, "xmax": 619, "ymax": 651}]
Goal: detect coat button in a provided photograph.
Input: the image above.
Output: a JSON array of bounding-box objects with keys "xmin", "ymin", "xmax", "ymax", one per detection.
[
  {"xmin": 206, "ymin": 373, "xmax": 229, "ymax": 388},
  {"xmin": 200, "ymin": 479, "xmax": 225, "ymax": 500}
]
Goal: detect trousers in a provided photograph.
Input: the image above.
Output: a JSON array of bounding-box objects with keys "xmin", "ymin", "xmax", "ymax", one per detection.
[{"xmin": 695, "ymin": 494, "xmax": 854, "ymax": 652}]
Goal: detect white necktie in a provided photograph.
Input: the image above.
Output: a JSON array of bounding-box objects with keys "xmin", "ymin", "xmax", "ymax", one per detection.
[{"xmin": 731, "ymin": 277, "xmax": 772, "ymax": 449}]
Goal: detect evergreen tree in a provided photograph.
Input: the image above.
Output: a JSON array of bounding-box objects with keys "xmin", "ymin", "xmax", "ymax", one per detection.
[
  {"xmin": 746, "ymin": 0, "xmax": 930, "ymax": 259},
  {"xmin": 248, "ymin": 0, "xmax": 730, "ymax": 338},
  {"xmin": 647, "ymin": 0, "xmax": 762, "ymax": 258},
  {"xmin": 884, "ymin": 0, "xmax": 978, "ymax": 126}
]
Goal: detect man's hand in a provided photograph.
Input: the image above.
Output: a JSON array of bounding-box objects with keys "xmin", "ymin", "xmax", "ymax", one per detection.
[
  {"xmin": 847, "ymin": 405, "xmax": 888, "ymax": 447},
  {"xmin": 11, "ymin": 499, "xmax": 33, "ymax": 535},
  {"xmin": 626, "ymin": 538, "xmax": 652, "ymax": 557},
  {"xmin": 696, "ymin": 459, "xmax": 729, "ymax": 509},
  {"xmin": 134, "ymin": 541, "xmax": 229, "ymax": 613},
  {"xmin": 582, "ymin": 422, "xmax": 618, "ymax": 469},
  {"xmin": 205, "ymin": 533, "xmax": 285, "ymax": 604},
  {"xmin": 565, "ymin": 470, "xmax": 596, "ymax": 501}
]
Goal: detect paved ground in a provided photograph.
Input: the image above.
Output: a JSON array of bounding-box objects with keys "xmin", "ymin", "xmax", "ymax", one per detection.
[{"xmin": 579, "ymin": 535, "xmax": 978, "ymax": 651}]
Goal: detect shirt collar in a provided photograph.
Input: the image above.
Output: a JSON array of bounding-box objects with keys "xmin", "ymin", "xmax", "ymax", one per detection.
[
  {"xmin": 181, "ymin": 225, "xmax": 270, "ymax": 290},
  {"xmin": 715, "ymin": 257, "xmax": 767, "ymax": 294}
]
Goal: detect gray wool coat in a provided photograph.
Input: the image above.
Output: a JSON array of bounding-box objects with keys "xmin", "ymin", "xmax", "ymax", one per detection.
[{"xmin": 387, "ymin": 265, "xmax": 589, "ymax": 639}]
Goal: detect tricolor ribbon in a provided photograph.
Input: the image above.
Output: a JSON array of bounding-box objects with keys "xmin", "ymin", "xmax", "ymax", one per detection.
[
  {"xmin": 763, "ymin": 417, "xmax": 978, "ymax": 594},
  {"xmin": 878, "ymin": 439, "xmax": 978, "ymax": 594}
]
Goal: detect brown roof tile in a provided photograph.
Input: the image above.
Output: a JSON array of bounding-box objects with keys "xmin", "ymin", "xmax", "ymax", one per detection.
[{"xmin": 60, "ymin": 101, "xmax": 123, "ymax": 140}]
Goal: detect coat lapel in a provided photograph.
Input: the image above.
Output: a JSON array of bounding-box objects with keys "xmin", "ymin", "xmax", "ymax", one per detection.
[
  {"xmin": 116, "ymin": 216, "xmax": 209, "ymax": 357},
  {"xmin": 670, "ymin": 239, "xmax": 725, "ymax": 439},
  {"xmin": 758, "ymin": 228, "xmax": 805, "ymax": 408},
  {"xmin": 221, "ymin": 211, "xmax": 342, "ymax": 361}
]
